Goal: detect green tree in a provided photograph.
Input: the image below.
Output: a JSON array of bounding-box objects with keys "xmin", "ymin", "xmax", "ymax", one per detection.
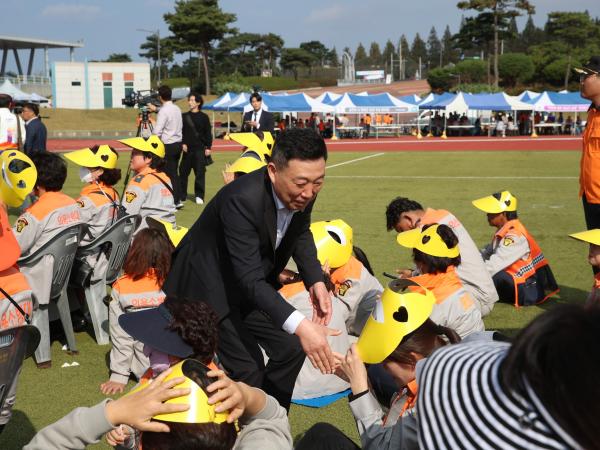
[
  {"xmin": 139, "ymin": 34, "xmax": 175, "ymax": 80},
  {"xmin": 280, "ymin": 48, "xmax": 314, "ymax": 80},
  {"xmin": 457, "ymin": 0, "xmax": 535, "ymax": 88},
  {"xmin": 327, "ymin": 47, "xmax": 339, "ymax": 67},
  {"xmin": 300, "ymin": 40, "xmax": 329, "ymax": 73},
  {"xmin": 399, "ymin": 34, "xmax": 412, "ymax": 78},
  {"xmin": 498, "ymin": 52, "xmax": 534, "ymax": 86},
  {"xmin": 521, "ymin": 14, "xmax": 545, "ymax": 48},
  {"xmin": 382, "ymin": 40, "xmax": 396, "ymax": 76},
  {"xmin": 411, "ymin": 33, "xmax": 427, "ymax": 77},
  {"xmin": 441, "ymin": 25, "xmax": 459, "ymax": 65},
  {"xmin": 427, "ymin": 67, "xmax": 454, "ymax": 91},
  {"xmin": 259, "ymin": 33, "xmax": 285, "ymax": 73},
  {"xmin": 454, "ymin": 59, "xmax": 487, "ymax": 83},
  {"xmin": 427, "ymin": 27, "xmax": 442, "ymax": 68},
  {"xmin": 505, "ymin": 16, "xmax": 519, "ymax": 52},
  {"xmin": 105, "ymin": 53, "xmax": 132, "ymax": 62},
  {"xmin": 368, "ymin": 41, "xmax": 382, "ymax": 67},
  {"xmin": 355, "ymin": 43, "xmax": 368, "ymax": 68},
  {"xmin": 164, "ymin": 0, "xmax": 236, "ymax": 95}
]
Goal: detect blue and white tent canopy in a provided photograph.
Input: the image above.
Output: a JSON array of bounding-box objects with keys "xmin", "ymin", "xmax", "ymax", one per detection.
[
  {"xmin": 221, "ymin": 92, "xmax": 251, "ymax": 112},
  {"xmin": 203, "ymin": 92, "xmax": 238, "ymax": 111},
  {"xmin": 418, "ymin": 92, "xmax": 459, "ymax": 110},
  {"xmin": 398, "ymin": 94, "xmax": 422, "ymax": 105},
  {"xmin": 518, "ymin": 90, "xmax": 539, "ymax": 102},
  {"xmin": 315, "ymin": 91, "xmax": 342, "ymax": 105},
  {"xmin": 463, "ymin": 92, "xmax": 533, "ymax": 111},
  {"xmin": 525, "ymin": 91, "xmax": 591, "ymax": 112},
  {"xmin": 242, "ymin": 93, "xmax": 334, "ymax": 113},
  {"xmin": 329, "ymin": 93, "xmax": 418, "ymax": 114}
]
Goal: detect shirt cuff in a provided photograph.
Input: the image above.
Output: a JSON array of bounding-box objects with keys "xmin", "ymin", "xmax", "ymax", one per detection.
[{"xmin": 281, "ymin": 310, "xmax": 305, "ymax": 334}]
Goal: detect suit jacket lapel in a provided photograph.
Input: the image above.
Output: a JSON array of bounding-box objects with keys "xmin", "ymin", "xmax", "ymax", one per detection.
[{"xmin": 263, "ymin": 174, "xmax": 277, "ymax": 251}]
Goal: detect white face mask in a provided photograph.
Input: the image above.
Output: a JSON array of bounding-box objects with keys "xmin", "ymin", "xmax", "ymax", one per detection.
[{"xmin": 79, "ymin": 167, "xmax": 94, "ymax": 183}]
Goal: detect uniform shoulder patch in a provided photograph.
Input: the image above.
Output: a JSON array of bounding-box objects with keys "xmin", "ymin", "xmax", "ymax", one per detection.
[
  {"xmin": 76, "ymin": 199, "xmax": 85, "ymax": 208},
  {"xmin": 336, "ymin": 280, "xmax": 353, "ymax": 297},
  {"xmin": 15, "ymin": 217, "xmax": 28, "ymax": 233},
  {"xmin": 503, "ymin": 237, "xmax": 515, "ymax": 247},
  {"xmin": 125, "ymin": 191, "xmax": 137, "ymax": 203}
]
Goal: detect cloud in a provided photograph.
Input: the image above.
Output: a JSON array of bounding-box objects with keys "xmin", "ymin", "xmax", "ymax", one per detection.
[
  {"xmin": 42, "ymin": 3, "xmax": 101, "ymax": 19},
  {"xmin": 305, "ymin": 4, "xmax": 345, "ymax": 23}
]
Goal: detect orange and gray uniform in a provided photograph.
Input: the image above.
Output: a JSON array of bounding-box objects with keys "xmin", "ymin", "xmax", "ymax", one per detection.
[
  {"xmin": 76, "ymin": 183, "xmax": 119, "ymax": 282},
  {"xmin": 0, "ymin": 265, "xmax": 33, "ymax": 425},
  {"xmin": 122, "ymin": 167, "xmax": 175, "ymax": 231},
  {"xmin": 588, "ymin": 273, "xmax": 600, "ymax": 307},
  {"xmin": 580, "ymin": 106, "xmax": 600, "ymax": 202},
  {"xmin": 13, "ymin": 191, "xmax": 81, "ymax": 306},
  {"xmin": 280, "ymin": 282, "xmax": 351, "ymax": 400},
  {"xmin": 411, "ymin": 266, "xmax": 484, "ymax": 338},
  {"xmin": 421, "ymin": 208, "xmax": 498, "ymax": 316},
  {"xmin": 108, "ymin": 272, "xmax": 165, "ymax": 384},
  {"xmin": 329, "ymin": 256, "xmax": 383, "ymax": 336}
]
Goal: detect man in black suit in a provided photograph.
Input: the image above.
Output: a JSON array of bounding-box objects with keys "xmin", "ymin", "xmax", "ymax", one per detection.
[
  {"xmin": 242, "ymin": 92, "xmax": 274, "ymax": 133},
  {"xmin": 164, "ymin": 128, "xmax": 336, "ymax": 410},
  {"xmin": 21, "ymin": 103, "xmax": 47, "ymax": 155}
]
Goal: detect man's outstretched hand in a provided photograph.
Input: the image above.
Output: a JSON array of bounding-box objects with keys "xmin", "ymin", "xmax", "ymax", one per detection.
[
  {"xmin": 309, "ymin": 281, "xmax": 332, "ymax": 326},
  {"xmin": 296, "ymin": 318, "xmax": 340, "ymax": 374}
]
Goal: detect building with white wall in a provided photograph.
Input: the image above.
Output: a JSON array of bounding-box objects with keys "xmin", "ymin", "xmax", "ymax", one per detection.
[{"xmin": 52, "ymin": 61, "xmax": 150, "ymax": 109}]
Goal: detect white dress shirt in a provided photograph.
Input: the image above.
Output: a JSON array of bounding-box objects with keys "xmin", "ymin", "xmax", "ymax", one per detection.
[
  {"xmin": 153, "ymin": 101, "xmax": 183, "ymax": 144},
  {"xmin": 252, "ymin": 109, "xmax": 263, "ymax": 130}
]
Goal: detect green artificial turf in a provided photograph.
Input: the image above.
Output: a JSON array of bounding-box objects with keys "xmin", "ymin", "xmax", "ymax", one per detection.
[{"xmin": 2, "ymin": 148, "xmax": 589, "ymax": 449}]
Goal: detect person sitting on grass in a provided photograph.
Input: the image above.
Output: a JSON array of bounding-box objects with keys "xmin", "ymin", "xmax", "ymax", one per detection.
[
  {"xmin": 12, "ymin": 151, "xmax": 82, "ymax": 369},
  {"xmin": 569, "ymin": 228, "xmax": 600, "ymax": 306},
  {"xmin": 119, "ymin": 135, "xmax": 176, "ymax": 231},
  {"xmin": 396, "ymin": 223, "xmax": 485, "ymax": 339},
  {"xmin": 472, "ymin": 190, "xmax": 558, "ymax": 306},
  {"xmin": 100, "ymin": 228, "xmax": 174, "ymax": 396}
]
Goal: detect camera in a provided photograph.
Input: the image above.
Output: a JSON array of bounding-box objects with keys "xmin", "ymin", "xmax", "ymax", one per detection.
[{"xmin": 121, "ymin": 90, "xmax": 161, "ymax": 108}]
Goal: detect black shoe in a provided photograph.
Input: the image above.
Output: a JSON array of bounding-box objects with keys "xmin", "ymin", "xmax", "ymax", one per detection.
[{"xmin": 71, "ymin": 311, "xmax": 88, "ymax": 333}]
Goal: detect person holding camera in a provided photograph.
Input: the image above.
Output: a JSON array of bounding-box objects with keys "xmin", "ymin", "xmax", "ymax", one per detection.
[
  {"xmin": 0, "ymin": 94, "xmax": 26, "ymax": 150},
  {"xmin": 180, "ymin": 92, "xmax": 212, "ymax": 205},
  {"xmin": 22, "ymin": 102, "xmax": 47, "ymax": 155},
  {"xmin": 147, "ymin": 85, "xmax": 184, "ymax": 209}
]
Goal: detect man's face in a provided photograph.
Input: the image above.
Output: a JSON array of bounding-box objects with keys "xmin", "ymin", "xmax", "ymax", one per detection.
[
  {"xmin": 394, "ymin": 211, "xmax": 421, "ymax": 232},
  {"xmin": 21, "ymin": 107, "xmax": 34, "ymax": 121},
  {"xmin": 268, "ymin": 158, "xmax": 326, "ymax": 211},
  {"xmin": 251, "ymin": 98, "xmax": 262, "ymax": 112},
  {"xmin": 580, "ymin": 72, "xmax": 600, "ymax": 100}
]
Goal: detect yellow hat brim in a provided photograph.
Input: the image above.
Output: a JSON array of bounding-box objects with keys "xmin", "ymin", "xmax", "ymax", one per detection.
[
  {"xmin": 472, "ymin": 192, "xmax": 517, "ymax": 213},
  {"xmin": 396, "ymin": 226, "xmax": 459, "ymax": 258},
  {"xmin": 229, "ymin": 132, "xmax": 271, "ymax": 157},
  {"xmin": 226, "ymin": 155, "xmax": 266, "ymax": 174},
  {"xmin": 147, "ymin": 217, "xmax": 189, "ymax": 247},
  {"xmin": 570, "ymin": 229, "xmax": 600, "ymax": 246},
  {"xmin": 310, "ymin": 220, "xmax": 353, "ymax": 268},
  {"xmin": 119, "ymin": 137, "xmax": 165, "ymax": 158},
  {"xmin": 64, "ymin": 146, "xmax": 118, "ymax": 169}
]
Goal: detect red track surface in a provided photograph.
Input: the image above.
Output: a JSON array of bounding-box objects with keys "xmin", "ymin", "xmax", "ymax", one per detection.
[{"xmin": 48, "ymin": 135, "xmax": 581, "ymax": 153}]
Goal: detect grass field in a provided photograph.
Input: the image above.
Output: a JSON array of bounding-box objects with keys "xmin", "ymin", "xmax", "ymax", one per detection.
[{"xmin": 2, "ymin": 147, "xmax": 589, "ymax": 449}]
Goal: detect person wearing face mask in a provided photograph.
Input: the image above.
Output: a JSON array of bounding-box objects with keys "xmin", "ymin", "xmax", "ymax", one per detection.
[{"xmin": 104, "ymin": 296, "xmax": 221, "ymax": 448}]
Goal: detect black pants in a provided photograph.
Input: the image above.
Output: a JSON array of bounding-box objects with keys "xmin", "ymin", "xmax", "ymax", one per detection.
[
  {"xmin": 163, "ymin": 142, "xmax": 182, "ymax": 204},
  {"xmin": 179, "ymin": 148, "xmax": 206, "ymax": 201},
  {"xmin": 583, "ymin": 195, "xmax": 600, "ymax": 274},
  {"xmin": 217, "ymin": 309, "xmax": 305, "ymax": 411},
  {"xmin": 296, "ymin": 423, "xmax": 360, "ymax": 450}
]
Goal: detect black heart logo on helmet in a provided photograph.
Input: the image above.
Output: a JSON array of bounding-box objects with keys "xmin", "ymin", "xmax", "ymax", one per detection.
[
  {"xmin": 393, "ymin": 306, "xmax": 409, "ymax": 322},
  {"xmin": 101, "ymin": 154, "xmax": 109, "ymax": 162},
  {"xmin": 17, "ymin": 180, "xmax": 26, "ymax": 189},
  {"xmin": 151, "ymin": 143, "xmax": 158, "ymax": 149},
  {"xmin": 505, "ymin": 200, "xmax": 511, "ymax": 206},
  {"xmin": 422, "ymin": 235, "xmax": 431, "ymax": 244}
]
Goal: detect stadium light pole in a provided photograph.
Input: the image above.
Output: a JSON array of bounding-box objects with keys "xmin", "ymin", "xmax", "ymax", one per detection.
[{"xmin": 137, "ymin": 28, "xmax": 161, "ymax": 86}]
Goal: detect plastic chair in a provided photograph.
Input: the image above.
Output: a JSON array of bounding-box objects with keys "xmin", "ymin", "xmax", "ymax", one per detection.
[
  {"xmin": 72, "ymin": 215, "xmax": 138, "ymax": 345},
  {"xmin": 18, "ymin": 224, "xmax": 82, "ymax": 363}
]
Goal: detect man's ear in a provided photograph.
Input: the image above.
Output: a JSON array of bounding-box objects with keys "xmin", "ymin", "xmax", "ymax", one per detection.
[{"xmin": 267, "ymin": 162, "xmax": 277, "ymax": 184}]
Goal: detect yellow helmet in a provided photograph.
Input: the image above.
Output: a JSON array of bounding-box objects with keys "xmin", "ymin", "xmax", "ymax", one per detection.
[
  {"xmin": 569, "ymin": 229, "xmax": 600, "ymax": 246},
  {"xmin": 0, "ymin": 150, "xmax": 37, "ymax": 207},
  {"xmin": 128, "ymin": 360, "xmax": 230, "ymax": 424},
  {"xmin": 225, "ymin": 150, "xmax": 267, "ymax": 174},
  {"xmin": 229, "ymin": 132, "xmax": 271, "ymax": 158},
  {"xmin": 310, "ymin": 219, "xmax": 353, "ymax": 268},
  {"xmin": 356, "ymin": 279, "xmax": 436, "ymax": 364},
  {"xmin": 64, "ymin": 145, "xmax": 118, "ymax": 169},
  {"xmin": 119, "ymin": 135, "xmax": 165, "ymax": 158},
  {"xmin": 147, "ymin": 217, "xmax": 189, "ymax": 247},
  {"xmin": 262, "ymin": 131, "xmax": 274, "ymax": 153},
  {"xmin": 472, "ymin": 191, "xmax": 517, "ymax": 214},
  {"xmin": 396, "ymin": 224, "xmax": 459, "ymax": 258}
]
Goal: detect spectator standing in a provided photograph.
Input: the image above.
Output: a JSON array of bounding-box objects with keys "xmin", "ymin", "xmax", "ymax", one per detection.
[
  {"xmin": 0, "ymin": 94, "xmax": 25, "ymax": 150},
  {"xmin": 22, "ymin": 103, "xmax": 47, "ymax": 155},
  {"xmin": 148, "ymin": 85, "xmax": 184, "ymax": 209},
  {"xmin": 180, "ymin": 92, "xmax": 212, "ymax": 206},
  {"xmin": 242, "ymin": 92, "xmax": 274, "ymax": 133}
]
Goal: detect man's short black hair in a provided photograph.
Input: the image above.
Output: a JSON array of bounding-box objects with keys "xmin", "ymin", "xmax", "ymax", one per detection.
[
  {"xmin": 270, "ymin": 128, "xmax": 327, "ymax": 168},
  {"xmin": 0, "ymin": 94, "xmax": 12, "ymax": 108},
  {"xmin": 385, "ymin": 197, "xmax": 424, "ymax": 230},
  {"xmin": 23, "ymin": 102, "xmax": 39, "ymax": 116},
  {"xmin": 31, "ymin": 152, "xmax": 67, "ymax": 191},
  {"xmin": 250, "ymin": 92, "xmax": 262, "ymax": 103},
  {"xmin": 158, "ymin": 85, "xmax": 172, "ymax": 101},
  {"xmin": 188, "ymin": 91, "xmax": 204, "ymax": 107}
]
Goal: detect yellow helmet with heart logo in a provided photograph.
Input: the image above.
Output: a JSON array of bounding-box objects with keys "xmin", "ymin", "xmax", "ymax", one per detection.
[
  {"xmin": 356, "ymin": 279, "xmax": 436, "ymax": 364},
  {"xmin": 569, "ymin": 229, "xmax": 600, "ymax": 246},
  {"xmin": 119, "ymin": 135, "xmax": 165, "ymax": 158},
  {"xmin": 472, "ymin": 190, "xmax": 517, "ymax": 214},
  {"xmin": 147, "ymin": 217, "xmax": 189, "ymax": 247},
  {"xmin": 64, "ymin": 145, "xmax": 118, "ymax": 169},
  {"xmin": 396, "ymin": 224, "xmax": 460, "ymax": 258},
  {"xmin": 128, "ymin": 359, "xmax": 230, "ymax": 424},
  {"xmin": 310, "ymin": 219, "xmax": 353, "ymax": 268},
  {"xmin": 0, "ymin": 150, "xmax": 37, "ymax": 207},
  {"xmin": 229, "ymin": 132, "xmax": 272, "ymax": 158},
  {"xmin": 226, "ymin": 150, "xmax": 267, "ymax": 175}
]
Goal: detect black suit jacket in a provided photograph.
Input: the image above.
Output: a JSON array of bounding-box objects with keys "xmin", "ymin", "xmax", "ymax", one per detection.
[
  {"xmin": 242, "ymin": 109, "xmax": 274, "ymax": 133},
  {"xmin": 24, "ymin": 118, "xmax": 47, "ymax": 155},
  {"xmin": 163, "ymin": 167, "xmax": 322, "ymax": 328}
]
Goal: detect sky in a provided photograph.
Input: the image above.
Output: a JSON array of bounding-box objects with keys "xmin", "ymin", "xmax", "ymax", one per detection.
[{"xmin": 2, "ymin": 0, "xmax": 600, "ymax": 74}]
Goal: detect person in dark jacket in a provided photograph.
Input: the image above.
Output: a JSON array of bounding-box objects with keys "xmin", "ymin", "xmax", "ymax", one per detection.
[
  {"xmin": 179, "ymin": 92, "xmax": 213, "ymax": 205},
  {"xmin": 21, "ymin": 103, "xmax": 47, "ymax": 155}
]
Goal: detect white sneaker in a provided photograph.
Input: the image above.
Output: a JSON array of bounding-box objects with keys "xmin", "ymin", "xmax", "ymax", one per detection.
[
  {"xmin": 195, "ymin": 197, "xmax": 204, "ymax": 205},
  {"xmin": 176, "ymin": 202, "xmax": 184, "ymax": 210}
]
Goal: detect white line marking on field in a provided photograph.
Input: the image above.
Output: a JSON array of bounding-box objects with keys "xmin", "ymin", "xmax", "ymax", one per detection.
[
  {"xmin": 325, "ymin": 137, "xmax": 582, "ymax": 145},
  {"xmin": 327, "ymin": 153, "xmax": 385, "ymax": 169},
  {"xmin": 326, "ymin": 175, "xmax": 577, "ymax": 180}
]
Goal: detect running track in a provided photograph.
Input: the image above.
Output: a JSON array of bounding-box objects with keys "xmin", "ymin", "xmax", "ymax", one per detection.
[{"xmin": 47, "ymin": 135, "xmax": 582, "ymax": 153}]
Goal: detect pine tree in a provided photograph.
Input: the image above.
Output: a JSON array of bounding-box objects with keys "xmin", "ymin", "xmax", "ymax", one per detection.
[
  {"xmin": 355, "ymin": 43, "xmax": 368, "ymax": 68},
  {"xmin": 368, "ymin": 42, "xmax": 382, "ymax": 67},
  {"xmin": 441, "ymin": 25, "xmax": 458, "ymax": 65},
  {"xmin": 427, "ymin": 26, "xmax": 442, "ymax": 68}
]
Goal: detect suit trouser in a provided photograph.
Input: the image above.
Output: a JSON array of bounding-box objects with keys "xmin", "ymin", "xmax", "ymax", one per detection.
[
  {"xmin": 178, "ymin": 148, "xmax": 206, "ymax": 201},
  {"xmin": 163, "ymin": 142, "xmax": 182, "ymax": 204},
  {"xmin": 583, "ymin": 194, "xmax": 600, "ymax": 274},
  {"xmin": 217, "ymin": 309, "xmax": 305, "ymax": 411}
]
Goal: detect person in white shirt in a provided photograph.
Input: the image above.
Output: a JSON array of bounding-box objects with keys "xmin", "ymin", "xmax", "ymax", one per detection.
[
  {"xmin": 0, "ymin": 94, "xmax": 25, "ymax": 150},
  {"xmin": 242, "ymin": 93, "xmax": 274, "ymax": 133}
]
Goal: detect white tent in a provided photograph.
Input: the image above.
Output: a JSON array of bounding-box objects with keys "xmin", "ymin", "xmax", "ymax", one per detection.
[
  {"xmin": 314, "ymin": 91, "xmax": 342, "ymax": 104},
  {"xmin": 0, "ymin": 80, "xmax": 31, "ymax": 101}
]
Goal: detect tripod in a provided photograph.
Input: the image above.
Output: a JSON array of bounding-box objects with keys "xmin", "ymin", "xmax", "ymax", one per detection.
[{"xmin": 136, "ymin": 107, "xmax": 154, "ymax": 138}]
